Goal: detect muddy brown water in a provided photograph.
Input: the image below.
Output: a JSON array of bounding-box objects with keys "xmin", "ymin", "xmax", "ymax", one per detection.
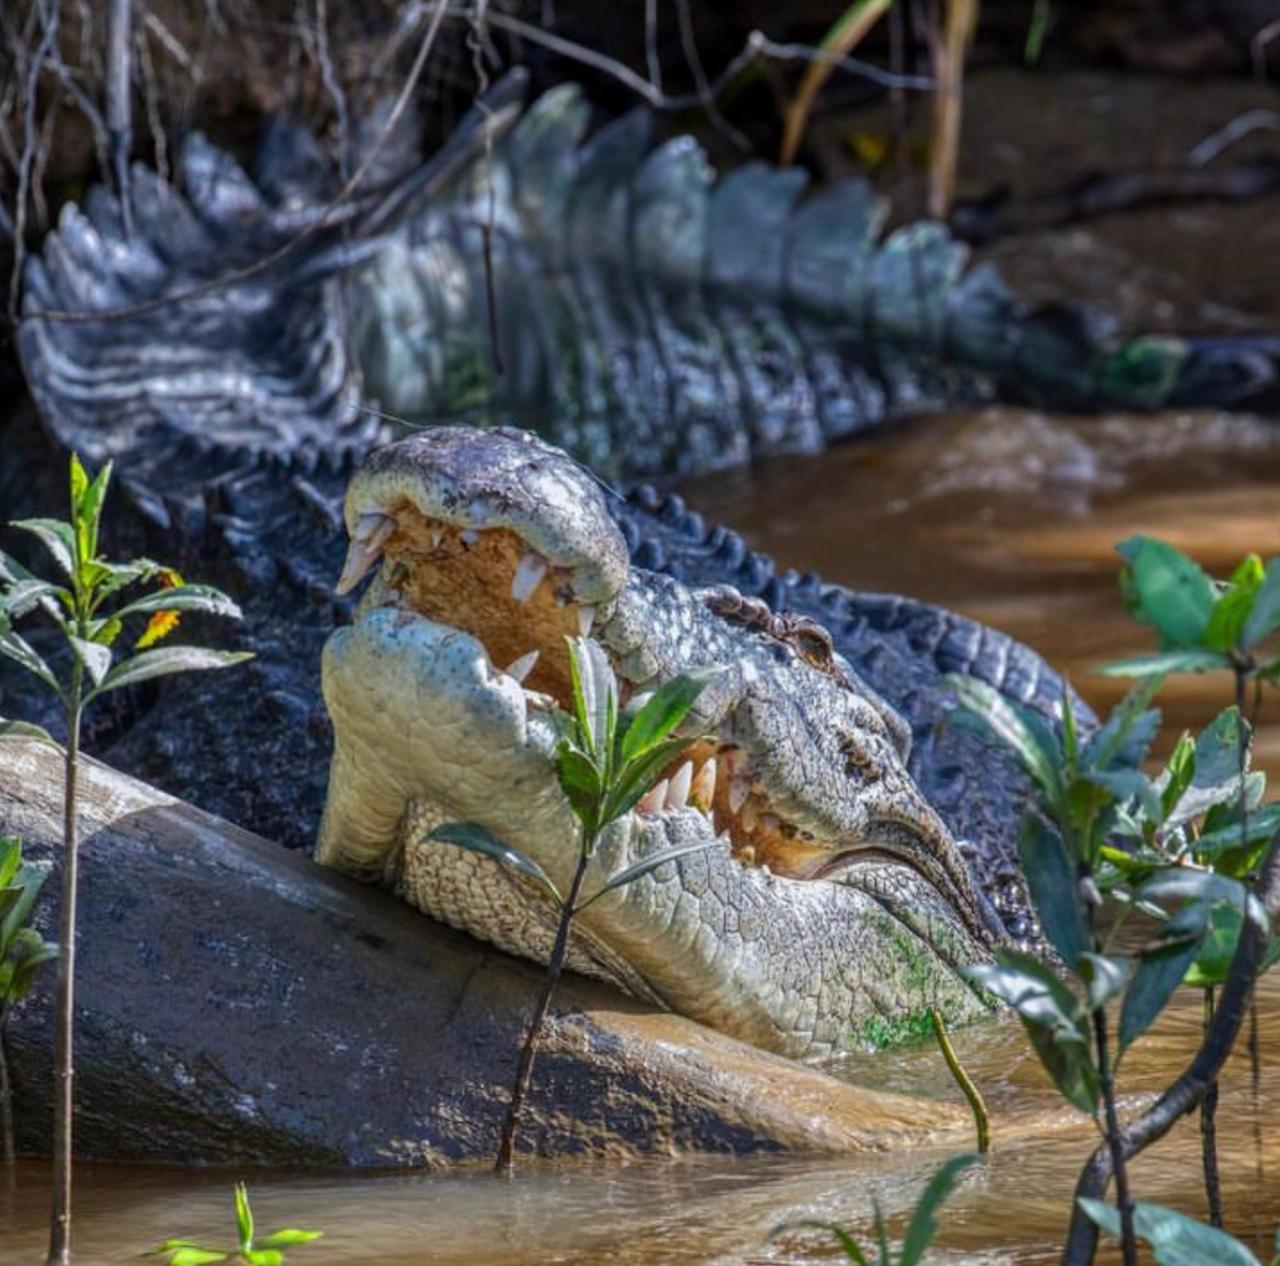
[{"xmin": 4, "ymin": 407, "xmax": 1280, "ymax": 1264}]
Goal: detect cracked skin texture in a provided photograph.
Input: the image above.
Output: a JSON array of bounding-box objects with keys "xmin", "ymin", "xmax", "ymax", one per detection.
[{"xmin": 317, "ymin": 427, "xmax": 1000, "ymax": 1060}]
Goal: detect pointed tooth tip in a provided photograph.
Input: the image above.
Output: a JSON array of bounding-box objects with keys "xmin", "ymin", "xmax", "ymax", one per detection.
[
  {"xmin": 577, "ymin": 604, "xmax": 596, "ymax": 637},
  {"xmin": 335, "ymin": 541, "xmax": 381, "ymax": 595},
  {"xmin": 665, "ymin": 761, "xmax": 693, "ymax": 810},
  {"xmin": 638, "ymin": 779, "xmax": 668, "ymax": 816},
  {"xmin": 506, "ymin": 649, "xmax": 540, "ymax": 684},
  {"xmin": 511, "ymin": 551, "xmax": 549, "ymax": 603}
]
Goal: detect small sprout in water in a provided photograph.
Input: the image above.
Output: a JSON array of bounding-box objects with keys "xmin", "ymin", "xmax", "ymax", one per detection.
[{"xmin": 145, "ymin": 1182, "xmax": 322, "ymax": 1266}]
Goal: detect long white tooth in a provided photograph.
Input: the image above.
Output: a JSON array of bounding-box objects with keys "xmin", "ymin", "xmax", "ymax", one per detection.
[
  {"xmin": 690, "ymin": 758, "xmax": 716, "ymax": 813},
  {"xmin": 505, "ymin": 650, "xmax": 540, "ymax": 684},
  {"xmin": 336, "ymin": 524, "xmax": 396, "ymax": 596},
  {"xmin": 741, "ymin": 800, "xmax": 758, "ymax": 833},
  {"xmin": 577, "ymin": 604, "xmax": 596, "ymax": 637},
  {"xmin": 428, "ymin": 528, "xmax": 444, "ymax": 550},
  {"xmin": 666, "ymin": 761, "xmax": 693, "ymax": 811},
  {"xmin": 638, "ymin": 779, "xmax": 668, "ymax": 816},
  {"xmin": 511, "ymin": 552, "xmax": 549, "ymax": 603},
  {"xmin": 728, "ymin": 774, "xmax": 750, "ymax": 814},
  {"xmin": 353, "ymin": 511, "xmax": 396, "ymax": 544}
]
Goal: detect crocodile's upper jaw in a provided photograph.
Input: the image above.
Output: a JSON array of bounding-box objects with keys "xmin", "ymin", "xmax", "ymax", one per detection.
[{"xmin": 317, "ymin": 427, "xmax": 997, "ymax": 1058}]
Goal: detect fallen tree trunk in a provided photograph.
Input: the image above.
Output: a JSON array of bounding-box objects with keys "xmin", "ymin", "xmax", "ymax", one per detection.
[{"xmin": 0, "ymin": 738, "xmax": 963, "ymax": 1168}]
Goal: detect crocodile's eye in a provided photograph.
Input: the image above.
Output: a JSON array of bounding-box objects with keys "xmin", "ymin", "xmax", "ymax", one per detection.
[{"xmin": 792, "ymin": 625, "xmax": 834, "ymax": 670}]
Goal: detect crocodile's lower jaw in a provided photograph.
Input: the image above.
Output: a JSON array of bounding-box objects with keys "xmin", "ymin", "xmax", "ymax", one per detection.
[{"xmin": 316, "ymin": 505, "xmax": 994, "ymax": 1060}]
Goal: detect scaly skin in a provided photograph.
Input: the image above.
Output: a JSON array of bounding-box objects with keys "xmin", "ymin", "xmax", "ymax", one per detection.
[{"xmin": 316, "ymin": 427, "xmax": 998, "ymax": 1059}]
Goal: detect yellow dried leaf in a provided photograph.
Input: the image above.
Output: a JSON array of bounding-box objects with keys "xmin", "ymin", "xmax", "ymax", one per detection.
[{"xmin": 136, "ymin": 609, "xmax": 181, "ymax": 649}]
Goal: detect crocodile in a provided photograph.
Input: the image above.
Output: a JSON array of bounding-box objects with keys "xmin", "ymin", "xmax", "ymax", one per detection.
[
  {"xmin": 316, "ymin": 426, "xmax": 1001, "ymax": 1057},
  {"xmin": 15, "ymin": 65, "xmax": 1235, "ymax": 1052}
]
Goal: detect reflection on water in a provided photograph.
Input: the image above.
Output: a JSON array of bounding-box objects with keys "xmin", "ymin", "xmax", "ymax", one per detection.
[{"xmin": 4, "ymin": 408, "xmax": 1279, "ymax": 1264}]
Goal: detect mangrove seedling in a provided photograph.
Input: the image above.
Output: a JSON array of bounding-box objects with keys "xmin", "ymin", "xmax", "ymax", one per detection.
[
  {"xmin": 775, "ymin": 1152, "xmax": 978, "ymax": 1265},
  {"xmin": 430, "ymin": 635, "xmax": 720, "ymax": 1173},
  {"xmin": 145, "ymin": 1182, "xmax": 322, "ymax": 1266},
  {"xmin": 0, "ymin": 453, "xmax": 252, "ymax": 1265},
  {"xmin": 950, "ymin": 536, "xmax": 1280, "ymax": 1265},
  {"xmin": 0, "ymin": 835, "xmax": 57, "ymax": 1165},
  {"xmin": 1081, "ymin": 1199, "xmax": 1279, "ymax": 1266}
]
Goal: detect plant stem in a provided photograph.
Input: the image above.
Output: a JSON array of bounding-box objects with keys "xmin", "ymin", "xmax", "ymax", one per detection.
[
  {"xmin": 494, "ymin": 844, "xmax": 593, "ymax": 1176},
  {"xmin": 1200, "ymin": 987, "xmax": 1223, "ymax": 1227},
  {"xmin": 929, "ymin": 1007, "xmax": 989, "ymax": 1152},
  {"xmin": 0, "ymin": 1009, "xmax": 14, "ymax": 1166},
  {"xmin": 1091, "ymin": 1005, "xmax": 1137, "ymax": 1266},
  {"xmin": 47, "ymin": 671, "xmax": 81, "ymax": 1266}
]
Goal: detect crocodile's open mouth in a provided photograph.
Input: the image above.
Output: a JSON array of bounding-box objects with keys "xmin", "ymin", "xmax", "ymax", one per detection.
[{"xmin": 328, "ymin": 429, "xmax": 996, "ymax": 926}]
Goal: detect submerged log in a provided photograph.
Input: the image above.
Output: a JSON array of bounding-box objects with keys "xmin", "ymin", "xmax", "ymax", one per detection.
[{"xmin": 0, "ymin": 739, "xmax": 964, "ymax": 1167}]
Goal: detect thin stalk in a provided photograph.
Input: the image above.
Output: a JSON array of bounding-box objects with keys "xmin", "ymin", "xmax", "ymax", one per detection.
[
  {"xmin": 1200, "ymin": 988, "xmax": 1223, "ymax": 1226},
  {"xmin": 494, "ymin": 841, "xmax": 593, "ymax": 1175},
  {"xmin": 1092, "ymin": 1005, "xmax": 1137, "ymax": 1266},
  {"xmin": 929, "ymin": 1007, "xmax": 989, "ymax": 1152},
  {"xmin": 927, "ymin": 0, "xmax": 977, "ymax": 219},
  {"xmin": 106, "ymin": 0, "xmax": 134, "ymax": 235},
  {"xmin": 47, "ymin": 665, "xmax": 81, "ymax": 1266},
  {"xmin": 0, "ymin": 1008, "xmax": 13, "ymax": 1166}
]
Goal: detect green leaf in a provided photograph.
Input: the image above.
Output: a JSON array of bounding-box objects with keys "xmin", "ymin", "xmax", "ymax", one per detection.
[
  {"xmin": 1120, "ymin": 931, "xmax": 1203, "ymax": 1054},
  {"xmin": 1193, "ymin": 802, "xmax": 1280, "ymax": 870},
  {"xmin": 1018, "ymin": 814, "xmax": 1088, "ymax": 968},
  {"xmin": 554, "ymin": 743, "xmax": 602, "ymax": 830},
  {"xmin": 112, "ymin": 584, "xmax": 243, "ymax": 624},
  {"xmin": 0, "ymin": 628, "xmax": 62, "ymax": 695},
  {"xmin": 253, "ymin": 1230, "xmax": 323, "ymax": 1249},
  {"xmin": 566, "ymin": 636, "xmax": 616, "ymax": 763},
  {"xmin": 0, "ymin": 837, "xmax": 18, "ymax": 889},
  {"xmin": 1183, "ymin": 901, "xmax": 1252, "ymax": 989},
  {"xmin": 1, "ymin": 577, "xmax": 70, "ymax": 620},
  {"xmin": 1160, "ymin": 733, "xmax": 1196, "ymax": 820},
  {"xmin": 151, "ymin": 1247, "xmax": 229, "ymax": 1266},
  {"xmin": 0, "ymin": 719, "xmax": 61, "ymax": 753},
  {"xmin": 427, "ymin": 823, "xmax": 564, "ymax": 906},
  {"xmin": 1117, "ymin": 535, "xmax": 1216, "ymax": 648},
  {"xmin": 11, "ymin": 518, "xmax": 77, "ymax": 579},
  {"xmin": 1084, "ymin": 769, "xmax": 1163, "ymax": 825},
  {"xmin": 1203, "ymin": 553, "xmax": 1265, "ymax": 652},
  {"xmin": 1135, "ymin": 869, "xmax": 1267, "ymax": 932},
  {"xmin": 242, "ymin": 1251, "xmax": 284, "ymax": 1266},
  {"xmin": 618, "ymin": 669, "xmax": 719, "ymax": 765},
  {"xmin": 963, "ymin": 950, "xmax": 1097, "ymax": 1113},
  {"xmin": 575, "ymin": 840, "xmax": 726, "ymax": 912},
  {"xmin": 1078, "ymin": 952, "xmax": 1134, "ymax": 1011},
  {"xmin": 1082, "ymin": 676, "xmax": 1165, "ymax": 771},
  {"xmin": 1080, "ymin": 1198, "xmax": 1263, "ymax": 1266},
  {"xmin": 234, "ymin": 1182, "xmax": 254, "ymax": 1251},
  {"xmin": 1242, "ymin": 556, "xmax": 1280, "ymax": 649},
  {"xmin": 2, "ymin": 858, "xmax": 51, "ymax": 947},
  {"xmin": 947, "ymin": 676, "xmax": 1063, "ymax": 809},
  {"xmin": 899, "ymin": 1153, "xmax": 978, "ymax": 1266},
  {"xmin": 1095, "ymin": 650, "xmax": 1231, "ymax": 678},
  {"xmin": 68, "ymin": 634, "xmax": 112, "ymax": 687},
  {"xmin": 88, "ymin": 646, "xmax": 253, "ymax": 700},
  {"xmin": 74, "ymin": 456, "xmax": 113, "ymax": 567}
]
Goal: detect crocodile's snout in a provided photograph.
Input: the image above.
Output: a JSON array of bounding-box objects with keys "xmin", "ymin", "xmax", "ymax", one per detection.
[{"xmin": 318, "ymin": 426, "xmax": 997, "ymax": 1058}]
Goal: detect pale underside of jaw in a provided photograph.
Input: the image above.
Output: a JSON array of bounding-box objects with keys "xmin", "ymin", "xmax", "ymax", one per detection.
[{"xmin": 333, "ymin": 506, "xmax": 946, "ymax": 889}]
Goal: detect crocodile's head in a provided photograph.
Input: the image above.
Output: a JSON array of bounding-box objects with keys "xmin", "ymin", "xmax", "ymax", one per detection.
[{"xmin": 316, "ymin": 427, "xmax": 999, "ymax": 1058}]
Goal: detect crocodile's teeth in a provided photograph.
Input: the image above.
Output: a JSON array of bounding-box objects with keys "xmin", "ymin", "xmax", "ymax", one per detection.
[
  {"xmin": 690, "ymin": 758, "xmax": 716, "ymax": 813},
  {"xmin": 638, "ymin": 779, "xmax": 668, "ymax": 816},
  {"xmin": 335, "ymin": 514, "xmax": 396, "ymax": 595},
  {"xmin": 577, "ymin": 604, "xmax": 596, "ymax": 636},
  {"xmin": 728, "ymin": 774, "xmax": 750, "ymax": 814},
  {"xmin": 760, "ymin": 813, "xmax": 781, "ymax": 833},
  {"xmin": 428, "ymin": 528, "xmax": 444, "ymax": 550},
  {"xmin": 740, "ymin": 800, "xmax": 758, "ymax": 832},
  {"xmin": 505, "ymin": 650, "xmax": 539, "ymax": 684},
  {"xmin": 666, "ymin": 761, "xmax": 693, "ymax": 811},
  {"xmin": 511, "ymin": 552, "xmax": 548, "ymax": 603}
]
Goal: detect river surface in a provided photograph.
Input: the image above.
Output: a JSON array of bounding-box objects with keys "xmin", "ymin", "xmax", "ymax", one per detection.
[{"xmin": 4, "ymin": 408, "xmax": 1280, "ymax": 1264}]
